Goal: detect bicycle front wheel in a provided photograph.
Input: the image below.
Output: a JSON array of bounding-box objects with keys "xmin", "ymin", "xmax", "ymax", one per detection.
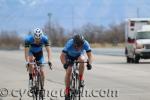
[{"xmin": 38, "ymin": 73, "xmax": 44, "ymax": 100}]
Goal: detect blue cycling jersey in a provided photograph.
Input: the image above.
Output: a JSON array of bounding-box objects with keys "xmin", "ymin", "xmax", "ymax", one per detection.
[
  {"xmin": 24, "ymin": 34, "xmax": 50, "ymax": 53},
  {"xmin": 62, "ymin": 39, "xmax": 91, "ymax": 58}
]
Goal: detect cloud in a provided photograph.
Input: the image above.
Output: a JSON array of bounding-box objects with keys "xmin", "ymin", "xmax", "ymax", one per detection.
[
  {"xmin": 74, "ymin": 0, "xmax": 92, "ymax": 21},
  {"xmin": 19, "ymin": 0, "xmax": 40, "ymax": 6},
  {"xmin": 75, "ymin": 0, "xmax": 92, "ymax": 17},
  {"xmin": 80, "ymin": 0, "xmax": 114, "ymax": 26},
  {"xmin": 2, "ymin": 0, "xmax": 150, "ymax": 33},
  {"xmin": 57, "ymin": 0, "xmax": 114, "ymax": 28},
  {"xmin": 19, "ymin": 0, "xmax": 26, "ymax": 5},
  {"xmin": 97, "ymin": 0, "xmax": 113, "ymax": 18},
  {"xmin": 18, "ymin": 0, "xmax": 54, "ymax": 6},
  {"xmin": 30, "ymin": 0, "xmax": 37, "ymax": 6},
  {"xmin": 124, "ymin": 0, "xmax": 150, "ymax": 18}
]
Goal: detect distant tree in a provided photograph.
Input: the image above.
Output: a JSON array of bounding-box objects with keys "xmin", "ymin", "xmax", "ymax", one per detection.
[
  {"xmin": 105, "ymin": 22, "xmax": 125, "ymax": 44},
  {"xmin": 0, "ymin": 31, "xmax": 21, "ymax": 49},
  {"xmin": 43, "ymin": 22, "xmax": 67, "ymax": 46},
  {"xmin": 80, "ymin": 23, "xmax": 105, "ymax": 43},
  {"xmin": 43, "ymin": 20, "xmax": 125, "ymax": 47}
]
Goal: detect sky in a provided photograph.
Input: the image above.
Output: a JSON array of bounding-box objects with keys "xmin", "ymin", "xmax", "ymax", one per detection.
[{"xmin": 0, "ymin": 0, "xmax": 150, "ymax": 34}]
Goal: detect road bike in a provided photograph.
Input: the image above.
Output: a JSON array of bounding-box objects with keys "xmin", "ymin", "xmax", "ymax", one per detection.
[
  {"xmin": 69, "ymin": 61, "xmax": 88, "ymax": 100},
  {"xmin": 27, "ymin": 61, "xmax": 52, "ymax": 100}
]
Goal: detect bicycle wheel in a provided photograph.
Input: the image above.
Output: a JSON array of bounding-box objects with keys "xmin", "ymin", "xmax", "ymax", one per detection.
[
  {"xmin": 75, "ymin": 73, "xmax": 80, "ymax": 100},
  {"xmin": 32, "ymin": 86, "xmax": 38, "ymax": 100},
  {"xmin": 38, "ymin": 73, "xmax": 44, "ymax": 100},
  {"xmin": 29, "ymin": 79, "xmax": 36, "ymax": 100},
  {"xmin": 31, "ymin": 79, "xmax": 38, "ymax": 100},
  {"xmin": 78, "ymin": 79, "xmax": 84, "ymax": 100},
  {"xmin": 70, "ymin": 75, "xmax": 76, "ymax": 100},
  {"xmin": 34, "ymin": 73, "xmax": 39, "ymax": 100},
  {"xmin": 78, "ymin": 80, "xmax": 81, "ymax": 100}
]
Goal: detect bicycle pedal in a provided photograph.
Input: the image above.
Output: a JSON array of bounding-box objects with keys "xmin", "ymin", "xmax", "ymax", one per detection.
[
  {"xmin": 80, "ymin": 80, "xmax": 85, "ymax": 87},
  {"xmin": 74, "ymin": 90, "xmax": 78, "ymax": 95},
  {"xmin": 65, "ymin": 94, "xmax": 70, "ymax": 100},
  {"xmin": 39, "ymin": 89, "xmax": 44, "ymax": 92},
  {"xmin": 30, "ymin": 89, "xmax": 34, "ymax": 94}
]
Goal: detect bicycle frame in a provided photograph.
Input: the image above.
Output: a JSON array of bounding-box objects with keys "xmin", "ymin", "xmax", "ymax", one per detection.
[
  {"xmin": 28, "ymin": 62, "xmax": 49, "ymax": 100},
  {"xmin": 70, "ymin": 61, "xmax": 88, "ymax": 100}
]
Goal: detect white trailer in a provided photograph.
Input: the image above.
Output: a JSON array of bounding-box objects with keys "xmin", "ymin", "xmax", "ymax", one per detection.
[{"xmin": 125, "ymin": 18, "xmax": 150, "ymax": 63}]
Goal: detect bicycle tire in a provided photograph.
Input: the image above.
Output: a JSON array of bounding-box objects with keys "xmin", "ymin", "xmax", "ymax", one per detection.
[
  {"xmin": 35, "ymin": 76, "xmax": 39, "ymax": 100},
  {"xmin": 30, "ymin": 79, "xmax": 36, "ymax": 100},
  {"xmin": 72, "ymin": 73, "xmax": 80, "ymax": 100},
  {"xmin": 76, "ymin": 73, "xmax": 80, "ymax": 100},
  {"xmin": 70, "ymin": 75, "xmax": 76, "ymax": 100},
  {"xmin": 78, "ymin": 80, "xmax": 81, "ymax": 100},
  {"xmin": 38, "ymin": 73, "xmax": 44, "ymax": 100},
  {"xmin": 31, "ymin": 72, "xmax": 38, "ymax": 100}
]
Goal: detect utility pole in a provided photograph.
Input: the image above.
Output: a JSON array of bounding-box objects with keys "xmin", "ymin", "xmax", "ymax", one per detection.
[
  {"xmin": 48, "ymin": 13, "xmax": 52, "ymax": 33},
  {"xmin": 137, "ymin": 8, "xmax": 140, "ymax": 18},
  {"xmin": 71, "ymin": 6, "xmax": 74, "ymax": 33}
]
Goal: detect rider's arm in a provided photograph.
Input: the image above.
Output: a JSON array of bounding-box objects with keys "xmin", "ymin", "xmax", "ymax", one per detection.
[
  {"xmin": 24, "ymin": 47, "xmax": 29, "ymax": 62},
  {"xmin": 60, "ymin": 39, "xmax": 71, "ymax": 64},
  {"xmin": 45, "ymin": 46, "xmax": 51, "ymax": 61},
  {"xmin": 86, "ymin": 51, "xmax": 93, "ymax": 64},
  {"xmin": 24, "ymin": 37, "xmax": 30, "ymax": 62},
  {"xmin": 60, "ymin": 52, "xmax": 66, "ymax": 64},
  {"xmin": 84, "ymin": 40, "xmax": 93, "ymax": 64},
  {"xmin": 43, "ymin": 36, "xmax": 51, "ymax": 61}
]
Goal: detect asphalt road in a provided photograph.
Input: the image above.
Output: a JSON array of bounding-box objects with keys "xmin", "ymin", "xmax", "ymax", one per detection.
[{"xmin": 0, "ymin": 48, "xmax": 150, "ymax": 100}]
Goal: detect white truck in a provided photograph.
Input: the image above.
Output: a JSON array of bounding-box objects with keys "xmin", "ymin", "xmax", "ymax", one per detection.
[{"xmin": 125, "ymin": 18, "xmax": 150, "ymax": 63}]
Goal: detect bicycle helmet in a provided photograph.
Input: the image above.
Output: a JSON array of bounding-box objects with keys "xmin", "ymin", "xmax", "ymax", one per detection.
[
  {"xmin": 73, "ymin": 34, "xmax": 85, "ymax": 47},
  {"xmin": 33, "ymin": 28, "xmax": 43, "ymax": 39}
]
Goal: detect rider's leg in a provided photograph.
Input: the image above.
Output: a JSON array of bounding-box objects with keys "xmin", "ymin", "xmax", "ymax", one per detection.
[
  {"xmin": 28, "ymin": 56, "xmax": 35, "ymax": 90},
  {"xmin": 37, "ymin": 54, "xmax": 45, "ymax": 89},
  {"xmin": 28, "ymin": 56, "xmax": 35, "ymax": 80},
  {"xmin": 78, "ymin": 55, "xmax": 86, "ymax": 81},
  {"xmin": 65, "ymin": 66, "xmax": 72, "ymax": 96},
  {"xmin": 40, "ymin": 66, "xmax": 45, "ymax": 89}
]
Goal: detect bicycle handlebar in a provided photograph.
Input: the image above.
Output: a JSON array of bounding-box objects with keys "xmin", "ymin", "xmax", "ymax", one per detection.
[
  {"xmin": 74, "ymin": 61, "xmax": 89, "ymax": 63},
  {"xmin": 26, "ymin": 62, "xmax": 52, "ymax": 70}
]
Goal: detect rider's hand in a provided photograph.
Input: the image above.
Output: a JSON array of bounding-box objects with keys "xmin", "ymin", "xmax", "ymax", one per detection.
[
  {"xmin": 48, "ymin": 61, "xmax": 52, "ymax": 69},
  {"xmin": 63, "ymin": 63, "xmax": 68, "ymax": 69},
  {"xmin": 26, "ymin": 61, "xmax": 29, "ymax": 71},
  {"xmin": 26, "ymin": 61, "xmax": 29, "ymax": 66},
  {"xmin": 63, "ymin": 59, "xmax": 73, "ymax": 70},
  {"xmin": 87, "ymin": 63, "xmax": 92, "ymax": 70}
]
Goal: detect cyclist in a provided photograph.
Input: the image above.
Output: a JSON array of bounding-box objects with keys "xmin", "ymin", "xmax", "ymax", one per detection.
[
  {"xmin": 60, "ymin": 34, "xmax": 93, "ymax": 100},
  {"xmin": 24, "ymin": 28, "xmax": 52, "ymax": 90}
]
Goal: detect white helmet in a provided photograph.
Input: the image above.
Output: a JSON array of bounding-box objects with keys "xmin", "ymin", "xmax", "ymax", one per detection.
[{"xmin": 33, "ymin": 28, "xmax": 43, "ymax": 39}]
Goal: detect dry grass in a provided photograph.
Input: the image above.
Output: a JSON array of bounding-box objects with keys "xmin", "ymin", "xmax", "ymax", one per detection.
[{"xmin": 90, "ymin": 43, "xmax": 125, "ymax": 48}]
